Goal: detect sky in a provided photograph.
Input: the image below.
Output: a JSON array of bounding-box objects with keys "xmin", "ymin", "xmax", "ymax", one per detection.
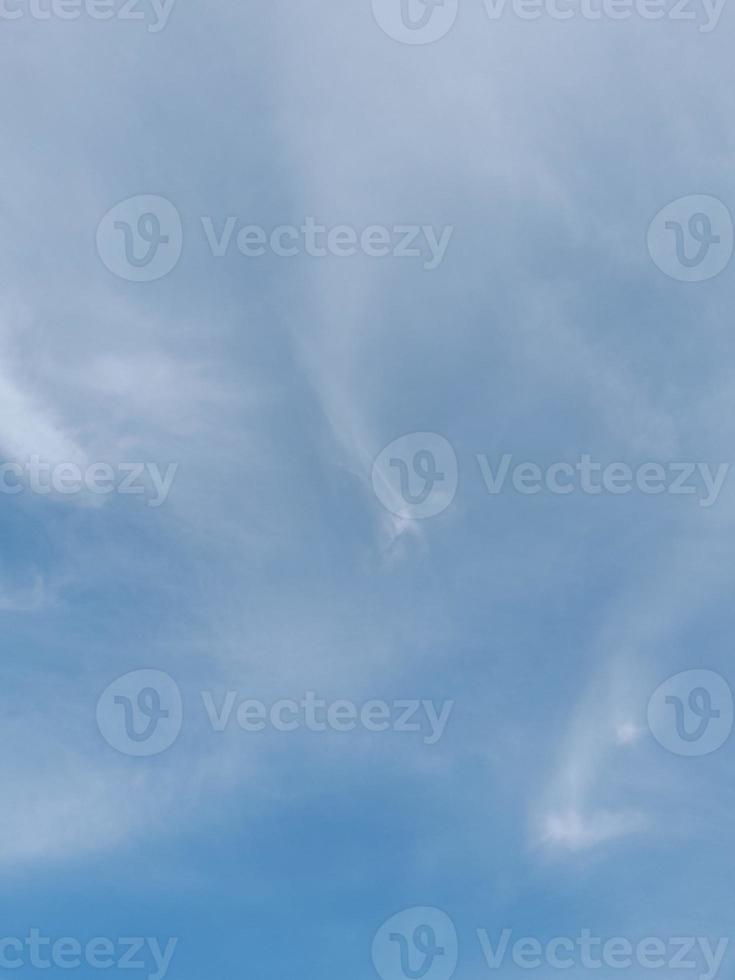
[{"xmin": 1, "ymin": 1, "xmax": 735, "ymax": 979}]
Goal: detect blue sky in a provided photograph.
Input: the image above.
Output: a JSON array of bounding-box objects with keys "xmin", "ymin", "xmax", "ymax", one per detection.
[{"xmin": 1, "ymin": 1, "xmax": 735, "ymax": 979}]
